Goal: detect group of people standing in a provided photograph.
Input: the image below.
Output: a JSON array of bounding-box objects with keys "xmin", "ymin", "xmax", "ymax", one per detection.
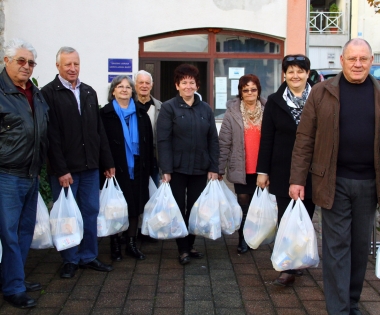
[{"xmin": 0, "ymin": 36, "xmax": 379, "ymax": 315}]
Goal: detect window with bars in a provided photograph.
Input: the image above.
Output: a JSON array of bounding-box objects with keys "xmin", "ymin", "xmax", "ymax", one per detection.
[{"xmin": 374, "ymin": 53, "xmax": 380, "ymax": 63}]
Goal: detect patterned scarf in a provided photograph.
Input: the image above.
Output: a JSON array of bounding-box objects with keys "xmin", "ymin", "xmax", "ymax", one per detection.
[
  {"xmin": 286, "ymin": 84, "xmax": 310, "ymax": 125},
  {"xmin": 240, "ymin": 100, "xmax": 263, "ymax": 130}
]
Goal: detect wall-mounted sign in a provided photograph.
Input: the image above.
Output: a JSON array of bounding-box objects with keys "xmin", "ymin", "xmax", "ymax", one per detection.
[
  {"xmin": 108, "ymin": 74, "xmax": 132, "ymax": 83},
  {"xmin": 108, "ymin": 58, "xmax": 132, "ymax": 72}
]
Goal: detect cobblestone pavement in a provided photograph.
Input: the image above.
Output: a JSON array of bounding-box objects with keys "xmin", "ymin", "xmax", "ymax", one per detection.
[{"xmin": 1, "ymin": 213, "xmax": 380, "ymax": 314}]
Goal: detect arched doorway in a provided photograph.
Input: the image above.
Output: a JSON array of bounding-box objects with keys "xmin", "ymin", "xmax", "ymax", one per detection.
[{"xmin": 139, "ymin": 28, "xmax": 284, "ymax": 119}]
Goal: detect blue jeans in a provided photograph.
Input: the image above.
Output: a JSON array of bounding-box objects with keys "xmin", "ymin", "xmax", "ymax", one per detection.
[
  {"xmin": 0, "ymin": 173, "xmax": 39, "ymax": 296},
  {"xmin": 50, "ymin": 169, "xmax": 99, "ymax": 265}
]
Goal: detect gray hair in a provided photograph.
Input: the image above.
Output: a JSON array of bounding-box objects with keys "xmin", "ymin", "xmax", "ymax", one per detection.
[
  {"xmin": 108, "ymin": 75, "xmax": 136, "ymax": 103},
  {"xmin": 56, "ymin": 46, "xmax": 78, "ymax": 63},
  {"xmin": 342, "ymin": 38, "xmax": 372, "ymax": 56},
  {"xmin": 134, "ymin": 70, "xmax": 153, "ymax": 83},
  {"xmin": 4, "ymin": 38, "xmax": 37, "ymax": 59}
]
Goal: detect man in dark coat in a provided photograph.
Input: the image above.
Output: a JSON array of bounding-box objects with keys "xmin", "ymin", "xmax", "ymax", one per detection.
[{"xmin": 41, "ymin": 47, "xmax": 115, "ymax": 279}]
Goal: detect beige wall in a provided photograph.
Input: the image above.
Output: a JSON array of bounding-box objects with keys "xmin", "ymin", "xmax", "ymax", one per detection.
[{"xmin": 286, "ymin": 0, "xmax": 307, "ymax": 55}]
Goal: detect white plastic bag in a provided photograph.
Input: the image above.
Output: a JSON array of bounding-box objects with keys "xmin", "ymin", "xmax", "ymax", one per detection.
[
  {"xmin": 141, "ymin": 182, "xmax": 188, "ymax": 239},
  {"xmin": 97, "ymin": 177, "xmax": 129, "ymax": 237},
  {"xmin": 271, "ymin": 198, "xmax": 319, "ymax": 271},
  {"xmin": 31, "ymin": 192, "xmax": 54, "ymax": 249},
  {"xmin": 219, "ymin": 180, "xmax": 242, "ymax": 231},
  {"xmin": 243, "ymin": 187, "xmax": 277, "ymax": 249},
  {"xmin": 376, "ymin": 247, "xmax": 380, "ymax": 278},
  {"xmin": 188, "ymin": 180, "xmax": 228, "ymax": 240},
  {"xmin": 148, "ymin": 176, "xmax": 158, "ymax": 198},
  {"xmin": 0, "ymin": 240, "xmax": 2, "ymax": 263},
  {"xmin": 50, "ymin": 186, "xmax": 84, "ymax": 251}
]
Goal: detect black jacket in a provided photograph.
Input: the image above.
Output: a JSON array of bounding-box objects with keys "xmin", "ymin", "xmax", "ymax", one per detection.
[
  {"xmin": 157, "ymin": 94, "xmax": 219, "ymax": 175},
  {"xmin": 0, "ymin": 69, "xmax": 49, "ymax": 178},
  {"xmin": 256, "ymin": 80, "xmax": 313, "ymax": 198},
  {"xmin": 99, "ymin": 102, "xmax": 154, "ymax": 216},
  {"xmin": 41, "ymin": 75, "xmax": 114, "ymax": 177}
]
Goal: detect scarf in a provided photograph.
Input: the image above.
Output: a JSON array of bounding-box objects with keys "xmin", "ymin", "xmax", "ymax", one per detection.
[
  {"xmin": 113, "ymin": 99, "xmax": 139, "ymax": 179},
  {"xmin": 285, "ymin": 83, "xmax": 311, "ymax": 125},
  {"xmin": 240, "ymin": 100, "xmax": 263, "ymax": 130}
]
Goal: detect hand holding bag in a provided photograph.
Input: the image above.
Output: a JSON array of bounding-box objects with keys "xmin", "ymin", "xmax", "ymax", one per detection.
[
  {"xmin": 243, "ymin": 186, "xmax": 277, "ymax": 249},
  {"xmin": 271, "ymin": 198, "xmax": 319, "ymax": 271},
  {"xmin": 188, "ymin": 180, "xmax": 222, "ymax": 240},
  {"xmin": 50, "ymin": 186, "xmax": 84, "ymax": 251},
  {"xmin": 219, "ymin": 180, "xmax": 242, "ymax": 231},
  {"xmin": 97, "ymin": 177, "xmax": 129, "ymax": 237},
  {"xmin": 31, "ymin": 192, "xmax": 54, "ymax": 249},
  {"xmin": 142, "ymin": 183, "xmax": 188, "ymax": 239}
]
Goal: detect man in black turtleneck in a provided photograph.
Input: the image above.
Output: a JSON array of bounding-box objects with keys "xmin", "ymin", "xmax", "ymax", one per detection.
[{"xmin": 290, "ymin": 38, "xmax": 380, "ymax": 315}]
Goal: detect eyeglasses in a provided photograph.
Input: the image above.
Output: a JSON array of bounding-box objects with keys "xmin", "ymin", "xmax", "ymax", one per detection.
[
  {"xmin": 242, "ymin": 88, "xmax": 258, "ymax": 94},
  {"xmin": 285, "ymin": 56, "xmax": 306, "ymax": 61},
  {"xmin": 344, "ymin": 57, "xmax": 371, "ymax": 64},
  {"xmin": 13, "ymin": 57, "xmax": 37, "ymax": 68},
  {"xmin": 116, "ymin": 85, "xmax": 132, "ymax": 90}
]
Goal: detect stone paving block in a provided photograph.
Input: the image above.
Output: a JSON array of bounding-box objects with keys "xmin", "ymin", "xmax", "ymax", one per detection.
[
  {"xmin": 44, "ymin": 278, "xmax": 77, "ymax": 292},
  {"xmin": 294, "ymin": 274, "xmax": 319, "ymax": 287},
  {"xmin": 95, "ymin": 292, "xmax": 127, "ymax": 308},
  {"xmin": 107, "ymin": 268, "xmax": 134, "ymax": 280},
  {"xmin": 131, "ymin": 274, "xmax": 158, "ymax": 286},
  {"xmin": 303, "ymin": 301, "xmax": 328, "ymax": 315},
  {"xmin": 367, "ymin": 280, "xmax": 380, "ymax": 292},
  {"xmin": 361, "ymin": 302, "xmax": 380, "ymax": 315},
  {"xmin": 211, "ymin": 280, "xmax": 239, "ymax": 294},
  {"xmin": 205, "ymin": 249, "xmax": 230, "ymax": 259},
  {"xmin": 160, "ymin": 258, "xmax": 184, "ymax": 269},
  {"xmin": 233, "ymin": 263, "xmax": 257, "ymax": 275},
  {"xmin": 26, "ymin": 273, "xmax": 55, "ymax": 287},
  {"xmin": 101, "ymin": 279, "xmax": 130, "ymax": 293},
  {"xmin": 240, "ymin": 286, "xmax": 270, "ymax": 301},
  {"xmin": 360, "ymin": 286, "xmax": 380, "ymax": 301},
  {"xmin": 259, "ymin": 269, "xmax": 281, "ymax": 283},
  {"xmin": 159, "ymin": 268, "xmax": 183, "ymax": 280},
  {"xmin": 0, "ymin": 304, "xmax": 31, "ymax": 315},
  {"xmin": 294, "ymin": 286, "xmax": 325, "ymax": 301},
  {"xmin": 127, "ymin": 285, "xmax": 156, "ymax": 300},
  {"xmin": 154, "ymin": 308, "xmax": 183, "ymax": 315},
  {"xmin": 308, "ymin": 268, "xmax": 323, "ymax": 281},
  {"xmin": 123, "ymin": 299, "xmax": 154, "ymax": 315},
  {"xmin": 59, "ymin": 300, "xmax": 94, "ymax": 315},
  {"xmin": 185, "ymin": 274, "xmax": 210, "ymax": 287},
  {"xmin": 208, "ymin": 259, "xmax": 234, "ymax": 270},
  {"xmin": 365, "ymin": 269, "xmax": 379, "ymax": 281},
  {"xmin": 32, "ymin": 262, "xmax": 61, "ymax": 274},
  {"xmin": 236, "ymin": 274, "xmax": 263, "ymax": 287},
  {"xmin": 37, "ymin": 292, "xmax": 69, "ymax": 308},
  {"xmin": 76, "ymin": 272, "xmax": 107, "ymax": 286},
  {"xmin": 29, "ymin": 308, "xmax": 61, "ymax": 315},
  {"xmin": 157, "ymin": 279, "xmax": 184, "ymax": 293},
  {"xmin": 210, "ymin": 269, "xmax": 236, "ymax": 280},
  {"xmin": 229, "ymin": 252, "xmax": 256, "ymax": 263},
  {"xmin": 134, "ymin": 263, "xmax": 159, "ymax": 274},
  {"xmin": 185, "ymin": 300, "xmax": 214, "ymax": 315},
  {"xmin": 215, "ymin": 308, "xmax": 246, "ymax": 315},
  {"xmin": 244, "ymin": 300, "xmax": 276, "ymax": 315},
  {"xmin": 160, "ymin": 249, "xmax": 179, "ymax": 259},
  {"xmin": 92, "ymin": 308, "xmax": 123, "ymax": 315},
  {"xmin": 185, "ymin": 286, "xmax": 212, "ymax": 300},
  {"xmin": 184, "ymin": 264, "xmax": 209, "ymax": 275},
  {"xmin": 213, "ymin": 292, "xmax": 243, "ymax": 308},
  {"xmin": 69, "ymin": 285, "xmax": 101, "ymax": 300},
  {"xmin": 155, "ymin": 292, "xmax": 183, "ymax": 308},
  {"xmin": 276, "ymin": 308, "xmax": 307, "ymax": 315},
  {"xmin": 270, "ymin": 291, "xmax": 302, "ymax": 308}
]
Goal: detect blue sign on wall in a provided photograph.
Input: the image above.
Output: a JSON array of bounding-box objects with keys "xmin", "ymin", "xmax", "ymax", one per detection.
[
  {"xmin": 108, "ymin": 59, "xmax": 132, "ymax": 72},
  {"xmin": 108, "ymin": 74, "xmax": 132, "ymax": 83}
]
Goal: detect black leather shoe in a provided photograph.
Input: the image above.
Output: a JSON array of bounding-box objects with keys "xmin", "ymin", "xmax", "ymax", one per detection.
[
  {"xmin": 178, "ymin": 253, "xmax": 190, "ymax": 265},
  {"xmin": 24, "ymin": 281, "xmax": 42, "ymax": 292},
  {"xmin": 294, "ymin": 270, "xmax": 304, "ymax": 277},
  {"xmin": 60, "ymin": 263, "xmax": 78, "ymax": 279},
  {"xmin": 350, "ymin": 307, "xmax": 362, "ymax": 315},
  {"xmin": 189, "ymin": 248, "xmax": 204, "ymax": 259},
  {"xmin": 3, "ymin": 292, "xmax": 36, "ymax": 308},
  {"xmin": 273, "ymin": 272, "xmax": 295, "ymax": 286},
  {"xmin": 110, "ymin": 234, "xmax": 122, "ymax": 262},
  {"xmin": 126, "ymin": 237, "xmax": 146, "ymax": 260},
  {"xmin": 79, "ymin": 258, "xmax": 114, "ymax": 272},
  {"xmin": 237, "ymin": 237, "xmax": 249, "ymax": 254}
]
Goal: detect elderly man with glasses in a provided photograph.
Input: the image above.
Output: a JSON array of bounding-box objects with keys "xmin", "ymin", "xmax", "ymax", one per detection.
[{"xmin": 0, "ymin": 38, "xmax": 49, "ymax": 308}]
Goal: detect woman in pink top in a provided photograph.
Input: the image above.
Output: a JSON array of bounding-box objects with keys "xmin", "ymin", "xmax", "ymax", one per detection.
[{"xmin": 218, "ymin": 74, "xmax": 265, "ymax": 254}]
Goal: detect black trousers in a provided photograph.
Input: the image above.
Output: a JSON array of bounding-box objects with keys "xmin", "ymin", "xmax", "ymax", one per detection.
[
  {"xmin": 169, "ymin": 172, "xmax": 207, "ymax": 254},
  {"xmin": 322, "ymin": 177, "xmax": 377, "ymax": 315}
]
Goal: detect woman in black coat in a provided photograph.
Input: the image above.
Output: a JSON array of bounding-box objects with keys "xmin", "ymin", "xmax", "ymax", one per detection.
[
  {"xmin": 100, "ymin": 75, "xmax": 154, "ymax": 261},
  {"xmin": 256, "ymin": 55, "xmax": 314, "ymax": 286}
]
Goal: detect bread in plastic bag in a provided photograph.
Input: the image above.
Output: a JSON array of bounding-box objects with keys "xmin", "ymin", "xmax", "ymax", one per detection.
[
  {"xmin": 97, "ymin": 177, "xmax": 129, "ymax": 237},
  {"xmin": 31, "ymin": 192, "xmax": 54, "ymax": 249},
  {"xmin": 50, "ymin": 186, "xmax": 84, "ymax": 251},
  {"xmin": 244, "ymin": 186, "xmax": 277, "ymax": 249},
  {"xmin": 141, "ymin": 182, "xmax": 188, "ymax": 239},
  {"xmin": 219, "ymin": 180, "xmax": 242, "ymax": 231},
  {"xmin": 189, "ymin": 180, "xmax": 234, "ymax": 240},
  {"xmin": 271, "ymin": 198, "xmax": 319, "ymax": 271}
]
